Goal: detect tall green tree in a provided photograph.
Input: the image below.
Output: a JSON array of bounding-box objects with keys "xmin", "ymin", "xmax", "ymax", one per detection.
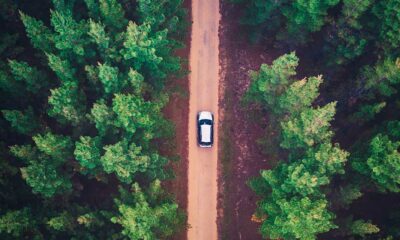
[
  {"xmin": 246, "ymin": 53, "xmax": 348, "ymax": 239},
  {"xmin": 0, "ymin": 0, "xmax": 187, "ymax": 238}
]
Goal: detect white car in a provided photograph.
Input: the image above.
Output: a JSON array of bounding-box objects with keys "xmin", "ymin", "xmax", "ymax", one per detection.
[{"xmin": 197, "ymin": 111, "xmax": 214, "ymax": 148}]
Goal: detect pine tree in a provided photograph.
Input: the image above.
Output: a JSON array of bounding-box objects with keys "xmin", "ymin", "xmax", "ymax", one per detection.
[
  {"xmin": 88, "ymin": 19, "xmax": 110, "ymax": 51},
  {"xmin": 99, "ymin": 0, "xmax": 127, "ymax": 31},
  {"xmin": 2, "ymin": 107, "xmax": 39, "ymax": 135},
  {"xmin": 47, "ymin": 211, "xmax": 74, "ymax": 231},
  {"xmin": 19, "ymin": 11, "xmax": 54, "ymax": 52},
  {"xmin": 74, "ymin": 136, "xmax": 102, "ymax": 171},
  {"xmin": 48, "ymin": 81, "xmax": 86, "ymax": 125},
  {"xmin": 8, "ymin": 60, "xmax": 47, "ymax": 93},
  {"xmin": 90, "ymin": 99, "xmax": 117, "ymax": 136},
  {"xmin": 282, "ymin": 0, "xmax": 340, "ymax": 42},
  {"xmin": 281, "ymin": 102, "xmax": 337, "ymax": 149},
  {"xmin": 350, "ymin": 220, "xmax": 380, "ymax": 237},
  {"xmin": 258, "ymin": 196, "xmax": 336, "ymax": 240},
  {"xmin": 244, "ymin": 52, "xmax": 299, "ymax": 111},
  {"xmin": 97, "ymin": 62, "xmax": 125, "ymax": 94},
  {"xmin": 352, "ymin": 133, "xmax": 400, "ymax": 192},
  {"xmin": 46, "ymin": 53, "xmax": 76, "ymax": 82},
  {"xmin": 50, "ymin": 10, "xmax": 87, "ymax": 56},
  {"xmin": 121, "ymin": 21, "xmax": 164, "ymax": 78},
  {"xmin": 277, "ymin": 76, "xmax": 323, "ymax": 116},
  {"xmin": 112, "ymin": 182, "xmax": 185, "ymax": 240},
  {"xmin": 100, "ymin": 140, "xmax": 151, "ymax": 183},
  {"xmin": 0, "ymin": 208, "xmax": 35, "ymax": 238}
]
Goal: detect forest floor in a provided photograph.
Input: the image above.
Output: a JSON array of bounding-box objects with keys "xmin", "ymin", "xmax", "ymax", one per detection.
[
  {"xmin": 217, "ymin": 2, "xmax": 283, "ymax": 240},
  {"xmin": 163, "ymin": 1, "xmax": 191, "ymax": 240}
]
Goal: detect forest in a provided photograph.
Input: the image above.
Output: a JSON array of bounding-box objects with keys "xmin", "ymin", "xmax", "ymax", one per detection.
[
  {"xmin": 0, "ymin": 0, "xmax": 187, "ymax": 239},
  {"xmin": 2, "ymin": 0, "xmax": 400, "ymax": 239},
  {"xmin": 233, "ymin": 0, "xmax": 400, "ymax": 239}
]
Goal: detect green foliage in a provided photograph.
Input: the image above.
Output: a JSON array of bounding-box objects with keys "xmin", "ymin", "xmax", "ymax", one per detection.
[
  {"xmin": 74, "ymin": 136, "xmax": 102, "ymax": 171},
  {"xmin": 12, "ymin": 132, "xmax": 75, "ymax": 197},
  {"xmin": 137, "ymin": 0, "xmax": 186, "ymax": 37},
  {"xmin": 90, "ymin": 99, "xmax": 116, "ymax": 136},
  {"xmin": 9, "ymin": 133, "xmax": 74, "ymax": 197},
  {"xmin": 33, "ymin": 132, "xmax": 74, "ymax": 161},
  {"xmin": 285, "ymin": 143, "xmax": 348, "ymax": 193},
  {"xmin": 336, "ymin": 184, "xmax": 363, "ymax": 208},
  {"xmin": 50, "ymin": 10, "xmax": 87, "ymax": 56},
  {"xmin": 353, "ymin": 134, "xmax": 400, "ymax": 192},
  {"xmin": 121, "ymin": 21, "xmax": 165, "ymax": 77},
  {"xmin": 84, "ymin": 0, "xmax": 100, "ymax": 19},
  {"xmin": 360, "ymin": 58, "xmax": 400, "ymax": 98},
  {"xmin": 373, "ymin": 0, "xmax": 400, "ymax": 51},
  {"xmin": 278, "ymin": 76, "xmax": 323, "ymax": 115},
  {"xmin": 47, "ymin": 211, "xmax": 74, "ymax": 231},
  {"xmin": 282, "ymin": 0, "xmax": 340, "ymax": 41},
  {"xmin": 48, "ymin": 80, "xmax": 86, "ymax": 125},
  {"xmin": 234, "ymin": 0, "xmax": 400, "ymax": 239},
  {"xmin": 2, "ymin": 107, "xmax": 39, "ymax": 135},
  {"xmin": 46, "ymin": 53, "xmax": 75, "ymax": 82},
  {"xmin": 325, "ymin": 0, "xmax": 372, "ymax": 64},
  {"xmin": 259, "ymin": 196, "xmax": 336, "ymax": 240},
  {"xmin": 244, "ymin": 52, "xmax": 299, "ymax": 111},
  {"xmin": 99, "ymin": 0, "xmax": 127, "ymax": 30},
  {"xmin": 9, "ymin": 144, "xmax": 37, "ymax": 162},
  {"xmin": 112, "ymin": 93, "xmax": 156, "ymax": 140},
  {"xmin": 128, "ymin": 68, "xmax": 144, "ymax": 95},
  {"xmin": 341, "ymin": 0, "xmax": 373, "ymax": 29},
  {"xmin": 247, "ymin": 53, "xmax": 348, "ymax": 239},
  {"xmin": 19, "ymin": 11, "xmax": 54, "ymax": 52},
  {"xmin": 8, "ymin": 60, "xmax": 47, "ymax": 93},
  {"xmin": 100, "ymin": 140, "xmax": 154, "ymax": 183},
  {"xmin": 97, "ymin": 62, "xmax": 125, "ymax": 94},
  {"xmin": 88, "ymin": 19, "xmax": 110, "ymax": 51},
  {"xmin": 351, "ymin": 102, "xmax": 386, "ymax": 123},
  {"xmin": 281, "ymin": 102, "xmax": 337, "ymax": 149},
  {"xmin": 112, "ymin": 182, "xmax": 185, "ymax": 240},
  {"xmin": 2, "ymin": 0, "xmax": 187, "ymax": 238},
  {"xmin": 350, "ymin": 220, "xmax": 380, "ymax": 237},
  {"xmin": 241, "ymin": 0, "xmax": 284, "ymax": 26},
  {"xmin": 20, "ymin": 157, "xmax": 72, "ymax": 197},
  {"xmin": 0, "ymin": 208, "xmax": 34, "ymax": 238}
]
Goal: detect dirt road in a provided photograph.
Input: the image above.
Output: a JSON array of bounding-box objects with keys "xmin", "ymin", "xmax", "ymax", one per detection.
[{"xmin": 187, "ymin": 0, "xmax": 220, "ymax": 239}]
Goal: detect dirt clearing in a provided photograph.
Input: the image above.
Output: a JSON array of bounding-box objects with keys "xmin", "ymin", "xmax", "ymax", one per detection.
[{"xmin": 218, "ymin": 2, "xmax": 282, "ymax": 240}]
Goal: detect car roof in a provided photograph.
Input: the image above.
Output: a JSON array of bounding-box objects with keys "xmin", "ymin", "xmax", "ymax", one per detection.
[
  {"xmin": 199, "ymin": 111, "xmax": 213, "ymax": 120},
  {"xmin": 201, "ymin": 124, "xmax": 211, "ymax": 142}
]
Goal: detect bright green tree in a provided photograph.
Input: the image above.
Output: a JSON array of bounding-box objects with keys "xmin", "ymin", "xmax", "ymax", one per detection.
[
  {"xmin": 74, "ymin": 136, "xmax": 102, "ymax": 171},
  {"xmin": 48, "ymin": 80, "xmax": 86, "ymax": 125},
  {"xmin": 277, "ymin": 76, "xmax": 323, "ymax": 115},
  {"xmin": 50, "ymin": 10, "xmax": 87, "ymax": 56},
  {"xmin": 244, "ymin": 52, "xmax": 299, "ymax": 112},
  {"xmin": 112, "ymin": 182, "xmax": 185, "ymax": 240},
  {"xmin": 19, "ymin": 11, "xmax": 54, "ymax": 52},
  {"xmin": 258, "ymin": 196, "xmax": 336, "ymax": 240},
  {"xmin": 352, "ymin": 133, "xmax": 400, "ymax": 192},
  {"xmin": 281, "ymin": 102, "xmax": 337, "ymax": 149}
]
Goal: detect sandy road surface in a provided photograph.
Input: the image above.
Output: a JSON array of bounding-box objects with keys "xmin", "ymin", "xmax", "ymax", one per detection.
[{"xmin": 187, "ymin": 0, "xmax": 220, "ymax": 239}]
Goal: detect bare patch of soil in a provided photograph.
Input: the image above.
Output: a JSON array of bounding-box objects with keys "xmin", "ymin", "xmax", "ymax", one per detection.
[{"xmin": 217, "ymin": 2, "xmax": 283, "ymax": 240}]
